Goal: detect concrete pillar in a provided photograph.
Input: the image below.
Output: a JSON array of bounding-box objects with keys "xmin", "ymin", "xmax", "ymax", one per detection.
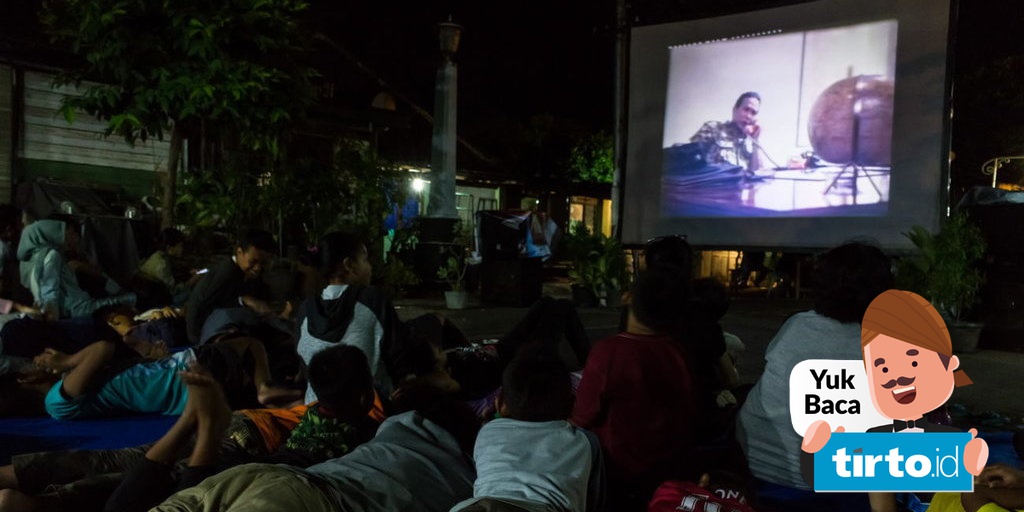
[{"xmin": 427, "ymin": 59, "xmax": 458, "ymax": 219}]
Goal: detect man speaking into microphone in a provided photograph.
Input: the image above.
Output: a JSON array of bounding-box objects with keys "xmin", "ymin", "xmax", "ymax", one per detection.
[{"xmin": 690, "ymin": 91, "xmax": 763, "ymax": 176}]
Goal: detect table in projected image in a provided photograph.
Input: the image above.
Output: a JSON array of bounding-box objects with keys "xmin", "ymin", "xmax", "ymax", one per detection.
[{"xmin": 661, "ymin": 166, "xmax": 890, "ymax": 217}]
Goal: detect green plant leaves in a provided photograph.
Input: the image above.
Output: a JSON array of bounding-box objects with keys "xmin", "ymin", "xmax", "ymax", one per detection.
[
  {"xmin": 564, "ymin": 222, "xmax": 627, "ymax": 302},
  {"xmin": 898, "ymin": 212, "xmax": 986, "ymax": 321},
  {"xmin": 41, "ymin": 0, "xmax": 317, "ymax": 153}
]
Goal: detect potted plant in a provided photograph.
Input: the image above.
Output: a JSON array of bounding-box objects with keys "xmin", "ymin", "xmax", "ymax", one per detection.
[
  {"xmin": 564, "ymin": 223, "xmax": 628, "ymax": 308},
  {"xmin": 897, "ymin": 212, "xmax": 987, "ymax": 351},
  {"xmin": 437, "ymin": 253, "xmax": 469, "ymax": 310}
]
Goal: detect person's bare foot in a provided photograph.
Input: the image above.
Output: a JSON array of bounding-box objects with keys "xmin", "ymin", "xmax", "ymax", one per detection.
[
  {"xmin": 257, "ymin": 383, "xmax": 303, "ymax": 408},
  {"xmin": 180, "ymin": 368, "xmax": 232, "ymax": 434},
  {"xmin": 32, "ymin": 349, "xmax": 71, "ymax": 373}
]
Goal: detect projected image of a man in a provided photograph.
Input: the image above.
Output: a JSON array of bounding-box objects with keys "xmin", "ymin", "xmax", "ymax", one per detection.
[{"xmin": 690, "ymin": 92, "xmax": 763, "ymax": 175}]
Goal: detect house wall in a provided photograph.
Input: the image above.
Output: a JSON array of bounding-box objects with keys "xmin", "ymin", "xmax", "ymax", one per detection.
[
  {"xmin": 18, "ymin": 70, "xmax": 170, "ymax": 198},
  {"xmin": 0, "ymin": 65, "xmax": 13, "ymax": 203}
]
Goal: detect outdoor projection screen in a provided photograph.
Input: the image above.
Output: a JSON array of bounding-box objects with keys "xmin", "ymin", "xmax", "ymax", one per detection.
[{"xmin": 621, "ymin": 0, "xmax": 953, "ymax": 250}]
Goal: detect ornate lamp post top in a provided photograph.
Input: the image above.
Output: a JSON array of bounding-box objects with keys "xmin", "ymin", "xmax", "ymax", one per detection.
[{"xmin": 437, "ymin": 20, "xmax": 463, "ymax": 61}]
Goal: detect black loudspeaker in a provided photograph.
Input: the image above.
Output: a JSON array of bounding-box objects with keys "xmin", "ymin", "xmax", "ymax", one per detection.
[
  {"xmin": 476, "ymin": 210, "xmax": 527, "ymax": 261},
  {"xmin": 480, "ymin": 258, "xmax": 543, "ymax": 307}
]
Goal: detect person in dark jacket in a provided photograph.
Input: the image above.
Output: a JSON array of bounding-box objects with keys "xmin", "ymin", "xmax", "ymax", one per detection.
[{"xmin": 184, "ymin": 229, "xmax": 277, "ymax": 344}]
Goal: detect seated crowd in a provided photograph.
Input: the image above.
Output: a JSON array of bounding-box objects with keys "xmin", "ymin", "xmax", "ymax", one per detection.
[{"xmin": 0, "ymin": 210, "xmax": 1017, "ymax": 512}]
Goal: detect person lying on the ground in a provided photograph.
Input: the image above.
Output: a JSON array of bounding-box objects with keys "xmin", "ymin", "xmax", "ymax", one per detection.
[
  {"xmin": 0, "ymin": 336, "xmax": 301, "ymax": 420},
  {"xmin": 184, "ymin": 228, "xmax": 284, "ymax": 344},
  {"xmin": 0, "ymin": 351, "xmax": 388, "ymax": 512},
  {"xmin": 0, "ymin": 401, "xmax": 310, "ymax": 512},
  {"xmin": 93, "ymin": 304, "xmax": 187, "ymax": 360},
  {"xmin": 0, "ymin": 308, "xmax": 77, "ymax": 377},
  {"xmin": 150, "ymin": 384, "xmax": 480, "ymax": 512},
  {"xmin": 450, "ymin": 353, "xmax": 605, "ymax": 512},
  {"xmin": 0, "ymin": 342, "xmax": 447, "ymax": 510},
  {"xmin": 103, "ymin": 344, "xmax": 380, "ymax": 512},
  {"xmin": 197, "ymin": 308, "xmax": 306, "ymax": 396},
  {"xmin": 0, "ymin": 306, "xmax": 177, "ymax": 382}
]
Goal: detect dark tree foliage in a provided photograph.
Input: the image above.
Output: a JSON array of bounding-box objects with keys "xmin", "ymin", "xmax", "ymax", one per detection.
[{"xmin": 40, "ymin": 0, "xmax": 317, "ymax": 227}]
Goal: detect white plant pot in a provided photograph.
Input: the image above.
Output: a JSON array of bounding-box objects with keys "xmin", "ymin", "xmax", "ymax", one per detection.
[{"xmin": 445, "ymin": 291, "xmax": 469, "ymax": 310}]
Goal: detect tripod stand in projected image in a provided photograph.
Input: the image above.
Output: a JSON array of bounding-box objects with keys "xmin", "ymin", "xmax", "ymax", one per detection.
[
  {"xmin": 808, "ymin": 75, "xmax": 894, "ymax": 205},
  {"xmin": 824, "ymin": 100, "xmax": 883, "ymax": 204}
]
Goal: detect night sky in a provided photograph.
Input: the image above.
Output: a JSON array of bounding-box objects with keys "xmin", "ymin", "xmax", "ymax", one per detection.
[
  {"xmin": 309, "ymin": 0, "xmax": 1024, "ymax": 187},
  {"xmin": 3, "ymin": 0, "xmax": 1022, "ymax": 186},
  {"xmin": 309, "ymin": 0, "xmax": 1021, "ymax": 126},
  {"xmin": 309, "ymin": 0, "xmax": 618, "ymax": 137}
]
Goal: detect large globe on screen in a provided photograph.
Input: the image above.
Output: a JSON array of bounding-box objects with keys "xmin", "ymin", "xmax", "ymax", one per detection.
[{"xmin": 807, "ymin": 75, "xmax": 894, "ymax": 166}]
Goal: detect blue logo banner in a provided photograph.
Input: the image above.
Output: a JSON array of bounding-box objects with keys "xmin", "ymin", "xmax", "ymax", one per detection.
[{"xmin": 813, "ymin": 432, "xmax": 973, "ymax": 492}]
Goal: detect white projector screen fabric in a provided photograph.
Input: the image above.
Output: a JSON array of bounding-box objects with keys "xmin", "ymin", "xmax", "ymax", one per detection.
[{"xmin": 622, "ymin": 0, "xmax": 952, "ymax": 250}]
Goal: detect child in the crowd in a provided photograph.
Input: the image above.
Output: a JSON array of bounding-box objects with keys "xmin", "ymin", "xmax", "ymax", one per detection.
[
  {"xmin": 688, "ymin": 278, "xmax": 737, "ymax": 401},
  {"xmin": 687, "ymin": 277, "xmax": 744, "ymax": 442},
  {"xmin": 0, "ymin": 304, "xmax": 180, "ymax": 381},
  {"xmin": 17, "ymin": 219, "xmax": 136, "ymax": 320},
  {"xmin": 103, "ymin": 344, "xmax": 380, "ymax": 512},
  {"xmin": 451, "ymin": 353, "xmax": 605, "ymax": 512},
  {"xmin": 641, "ymin": 236, "xmax": 741, "ymax": 425},
  {"xmin": 150, "ymin": 385, "xmax": 480, "ymax": 512},
  {"xmin": 136, "ymin": 228, "xmax": 202, "ymax": 304},
  {"xmin": 0, "ymin": 401, "xmax": 311, "ymax": 512},
  {"xmin": 0, "ymin": 335, "xmax": 300, "ymax": 421},
  {"xmin": 0, "ymin": 312, "xmax": 78, "ymax": 378},
  {"xmin": 184, "ymin": 228, "xmax": 279, "ymax": 344},
  {"xmin": 92, "ymin": 304, "xmax": 188, "ymax": 360},
  {"xmin": 297, "ymin": 231, "xmax": 456, "ymax": 403},
  {"xmin": 573, "ymin": 269, "xmax": 698, "ymax": 511}
]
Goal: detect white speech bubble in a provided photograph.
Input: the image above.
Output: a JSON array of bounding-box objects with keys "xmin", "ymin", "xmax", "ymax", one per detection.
[{"xmin": 790, "ymin": 359, "xmax": 889, "ymax": 435}]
